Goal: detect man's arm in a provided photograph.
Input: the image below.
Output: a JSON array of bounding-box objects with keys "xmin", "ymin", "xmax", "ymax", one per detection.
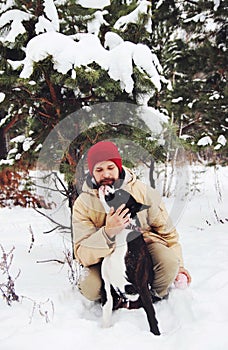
[{"xmin": 72, "ymin": 196, "xmax": 115, "ymax": 267}]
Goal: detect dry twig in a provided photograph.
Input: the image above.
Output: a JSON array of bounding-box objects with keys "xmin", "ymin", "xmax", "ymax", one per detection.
[{"xmin": 0, "ymin": 245, "xmax": 20, "ymax": 306}]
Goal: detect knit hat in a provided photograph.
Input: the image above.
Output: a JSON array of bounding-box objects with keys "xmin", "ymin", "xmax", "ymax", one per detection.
[{"xmin": 87, "ymin": 141, "xmax": 122, "ymax": 175}]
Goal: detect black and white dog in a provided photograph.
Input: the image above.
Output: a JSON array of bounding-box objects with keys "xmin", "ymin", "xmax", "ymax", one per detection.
[{"xmin": 98, "ymin": 185, "xmax": 160, "ymax": 336}]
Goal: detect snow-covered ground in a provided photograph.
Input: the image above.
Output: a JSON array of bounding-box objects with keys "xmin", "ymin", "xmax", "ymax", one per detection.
[{"xmin": 0, "ymin": 165, "xmax": 227, "ymax": 350}]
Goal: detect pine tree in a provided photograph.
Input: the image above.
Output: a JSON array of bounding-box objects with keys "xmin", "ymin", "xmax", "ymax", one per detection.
[
  {"xmin": 0, "ymin": 0, "xmax": 166, "ymax": 206},
  {"xmin": 0, "ymin": 0, "xmax": 226, "ymax": 208},
  {"xmin": 151, "ymin": 0, "xmax": 227, "ymax": 160}
]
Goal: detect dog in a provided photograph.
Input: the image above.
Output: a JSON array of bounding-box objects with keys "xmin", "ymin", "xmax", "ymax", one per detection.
[{"xmin": 98, "ymin": 185, "xmax": 160, "ymax": 335}]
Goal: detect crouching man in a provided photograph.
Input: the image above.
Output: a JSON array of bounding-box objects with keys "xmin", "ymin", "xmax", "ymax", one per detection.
[{"xmin": 72, "ymin": 141, "xmax": 191, "ymax": 304}]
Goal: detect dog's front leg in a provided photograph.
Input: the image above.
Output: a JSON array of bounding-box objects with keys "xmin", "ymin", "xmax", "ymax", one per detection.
[
  {"xmin": 102, "ymin": 278, "xmax": 113, "ymax": 328},
  {"xmin": 140, "ymin": 287, "xmax": 160, "ymax": 335}
]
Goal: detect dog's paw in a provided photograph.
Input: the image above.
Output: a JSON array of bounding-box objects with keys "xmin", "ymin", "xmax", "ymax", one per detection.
[{"xmin": 101, "ymin": 320, "xmax": 112, "ymax": 329}]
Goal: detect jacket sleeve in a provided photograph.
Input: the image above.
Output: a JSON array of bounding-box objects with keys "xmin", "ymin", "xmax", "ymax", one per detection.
[
  {"xmin": 72, "ymin": 196, "xmax": 115, "ymax": 267},
  {"xmin": 146, "ymin": 187, "xmax": 184, "ymax": 267}
]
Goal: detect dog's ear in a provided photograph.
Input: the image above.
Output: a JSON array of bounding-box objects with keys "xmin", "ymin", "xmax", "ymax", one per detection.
[
  {"xmin": 139, "ymin": 204, "xmax": 150, "ymax": 212},
  {"xmin": 132, "ymin": 202, "xmax": 150, "ymax": 213}
]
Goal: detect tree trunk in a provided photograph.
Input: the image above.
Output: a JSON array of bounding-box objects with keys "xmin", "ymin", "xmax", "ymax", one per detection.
[
  {"xmin": 149, "ymin": 158, "xmax": 155, "ymax": 189},
  {"xmin": 0, "ymin": 129, "xmax": 7, "ymax": 159}
]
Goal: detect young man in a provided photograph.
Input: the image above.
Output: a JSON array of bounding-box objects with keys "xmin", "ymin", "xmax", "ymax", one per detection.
[{"xmin": 72, "ymin": 141, "xmax": 191, "ymax": 303}]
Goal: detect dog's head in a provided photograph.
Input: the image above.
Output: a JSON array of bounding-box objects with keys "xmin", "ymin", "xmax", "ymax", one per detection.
[{"xmin": 99, "ymin": 185, "xmax": 150, "ymax": 219}]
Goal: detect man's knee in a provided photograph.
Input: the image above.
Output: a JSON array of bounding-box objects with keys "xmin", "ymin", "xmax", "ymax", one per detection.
[
  {"xmin": 154, "ymin": 252, "xmax": 179, "ymax": 279},
  {"xmin": 147, "ymin": 243, "xmax": 179, "ymax": 297},
  {"xmin": 77, "ymin": 263, "xmax": 102, "ymax": 301}
]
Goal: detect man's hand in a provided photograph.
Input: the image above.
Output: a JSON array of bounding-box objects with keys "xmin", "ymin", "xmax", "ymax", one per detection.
[
  {"xmin": 104, "ymin": 204, "xmax": 130, "ymax": 239},
  {"xmin": 177, "ymin": 266, "xmax": 192, "ymax": 284}
]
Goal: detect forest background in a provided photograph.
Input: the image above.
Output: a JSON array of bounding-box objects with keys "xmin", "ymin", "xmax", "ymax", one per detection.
[
  {"xmin": 0, "ymin": 2, "xmax": 227, "ymax": 348},
  {"xmin": 0, "ymin": 0, "xmax": 227, "ymax": 211}
]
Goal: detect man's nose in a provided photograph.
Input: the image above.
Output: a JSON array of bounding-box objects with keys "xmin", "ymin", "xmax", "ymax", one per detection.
[{"xmin": 103, "ymin": 170, "xmax": 111, "ymax": 177}]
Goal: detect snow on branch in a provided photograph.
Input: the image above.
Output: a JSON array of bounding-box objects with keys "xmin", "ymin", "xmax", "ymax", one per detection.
[
  {"xmin": 113, "ymin": 0, "xmax": 152, "ymax": 33},
  {"xmin": 11, "ymin": 31, "xmax": 162, "ymax": 95},
  {"xmin": 197, "ymin": 136, "xmax": 213, "ymax": 147},
  {"xmin": 15, "ymin": 32, "xmax": 108, "ymax": 78},
  {"xmin": 0, "ymin": 9, "xmax": 34, "ymax": 43},
  {"xmin": 0, "ymin": 0, "xmax": 60, "ymax": 41},
  {"xmin": 77, "ymin": 0, "xmax": 110, "ymax": 9},
  {"xmin": 0, "ymin": 92, "xmax": 6, "ymax": 103},
  {"xmin": 87, "ymin": 10, "xmax": 109, "ymax": 36},
  {"xmin": 35, "ymin": 0, "xmax": 60, "ymax": 34},
  {"xmin": 132, "ymin": 43, "xmax": 161, "ymax": 91}
]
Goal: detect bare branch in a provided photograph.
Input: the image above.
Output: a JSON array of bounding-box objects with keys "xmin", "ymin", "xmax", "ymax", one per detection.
[
  {"xmin": 34, "ymin": 208, "xmax": 71, "ymax": 233},
  {"xmin": 36, "ymin": 259, "xmax": 64, "ymax": 264},
  {"xmin": 21, "ymin": 296, "xmax": 55, "ymax": 324},
  {"xmin": 28, "ymin": 225, "xmax": 35, "ymax": 253},
  {"xmin": 0, "ymin": 245, "xmax": 20, "ymax": 305}
]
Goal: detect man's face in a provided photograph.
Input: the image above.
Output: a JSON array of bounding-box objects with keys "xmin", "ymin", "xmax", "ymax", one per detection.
[{"xmin": 92, "ymin": 160, "xmax": 119, "ymax": 186}]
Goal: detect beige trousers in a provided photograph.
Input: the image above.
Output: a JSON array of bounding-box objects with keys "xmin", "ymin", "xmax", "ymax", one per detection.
[{"xmin": 77, "ymin": 242, "xmax": 179, "ymax": 301}]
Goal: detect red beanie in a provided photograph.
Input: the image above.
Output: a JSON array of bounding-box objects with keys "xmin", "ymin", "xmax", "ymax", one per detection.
[{"xmin": 87, "ymin": 141, "xmax": 122, "ymax": 175}]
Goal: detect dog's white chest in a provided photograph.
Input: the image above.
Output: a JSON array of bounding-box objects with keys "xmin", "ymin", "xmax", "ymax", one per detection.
[{"xmin": 102, "ymin": 242, "xmax": 128, "ymax": 292}]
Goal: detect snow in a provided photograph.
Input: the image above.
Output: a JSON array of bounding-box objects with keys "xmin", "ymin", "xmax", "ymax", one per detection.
[
  {"xmin": 213, "ymin": 0, "xmax": 221, "ymax": 11},
  {"xmin": 217, "ymin": 135, "xmax": 226, "ymax": 146},
  {"xmin": 35, "ymin": 0, "xmax": 60, "ymax": 34},
  {"xmin": 0, "ymin": 9, "xmax": 33, "ymax": 43},
  {"xmin": 8, "ymin": 147, "xmax": 18, "ymax": 155},
  {"xmin": 34, "ymin": 144, "xmax": 43, "ymax": 152},
  {"xmin": 22, "ymin": 137, "xmax": 35, "ymax": 152},
  {"xmin": 179, "ymin": 134, "xmax": 193, "ymax": 141},
  {"xmin": 113, "ymin": 1, "xmax": 152, "ymax": 34},
  {"xmin": 132, "ymin": 44, "xmax": 161, "ymax": 91},
  {"xmin": 182, "ymin": 9, "xmax": 220, "ymax": 45},
  {"xmin": 197, "ymin": 136, "xmax": 213, "ymax": 147},
  {"xmin": 209, "ymin": 92, "xmax": 223, "ymax": 100},
  {"xmin": 0, "ymin": 158, "xmax": 14, "ymax": 166},
  {"xmin": 11, "ymin": 31, "xmax": 162, "ymax": 95},
  {"xmin": 2, "ymin": 1, "xmax": 161, "ymax": 96},
  {"xmin": 0, "ymin": 0, "xmax": 16, "ymax": 12},
  {"xmin": 15, "ymin": 153, "xmax": 21, "ymax": 160},
  {"xmin": 10, "ymin": 135, "xmax": 26, "ymax": 143},
  {"xmin": 3, "ymin": 134, "xmax": 34, "ymax": 163},
  {"xmin": 137, "ymin": 106, "xmax": 168, "ymax": 136},
  {"xmin": 0, "ymin": 165, "xmax": 227, "ymax": 350},
  {"xmin": 43, "ymin": 0, "xmax": 59, "ymax": 29},
  {"xmin": 16, "ymin": 32, "xmax": 108, "ymax": 78},
  {"xmin": 171, "ymin": 97, "xmax": 183, "ymax": 103},
  {"xmin": 214, "ymin": 135, "xmax": 227, "ymax": 150},
  {"xmin": 155, "ymin": 0, "xmax": 165, "ymax": 10},
  {"xmin": 170, "ymin": 27, "xmax": 187, "ymax": 43},
  {"xmin": 104, "ymin": 32, "xmax": 124, "ymax": 50},
  {"xmin": 87, "ymin": 10, "xmax": 109, "ymax": 36},
  {"xmin": 76, "ymin": 0, "xmax": 110, "ymax": 9},
  {"xmin": 184, "ymin": 13, "xmax": 207, "ymax": 24},
  {"xmin": 187, "ymin": 99, "xmax": 197, "ymax": 109},
  {"xmin": 0, "ymin": 92, "xmax": 5, "ymax": 103}
]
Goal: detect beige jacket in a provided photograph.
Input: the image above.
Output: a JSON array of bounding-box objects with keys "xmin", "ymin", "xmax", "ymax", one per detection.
[{"xmin": 72, "ymin": 167, "xmax": 184, "ymax": 267}]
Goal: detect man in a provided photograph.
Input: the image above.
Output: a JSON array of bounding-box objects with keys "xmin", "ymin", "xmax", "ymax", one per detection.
[{"xmin": 72, "ymin": 141, "xmax": 191, "ymax": 303}]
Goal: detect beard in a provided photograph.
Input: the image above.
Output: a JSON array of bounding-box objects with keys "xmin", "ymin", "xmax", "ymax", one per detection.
[{"xmin": 97, "ymin": 178, "xmax": 116, "ymax": 187}]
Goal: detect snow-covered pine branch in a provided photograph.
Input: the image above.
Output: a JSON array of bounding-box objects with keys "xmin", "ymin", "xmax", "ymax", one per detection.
[{"xmin": 9, "ymin": 31, "xmax": 162, "ymax": 95}]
